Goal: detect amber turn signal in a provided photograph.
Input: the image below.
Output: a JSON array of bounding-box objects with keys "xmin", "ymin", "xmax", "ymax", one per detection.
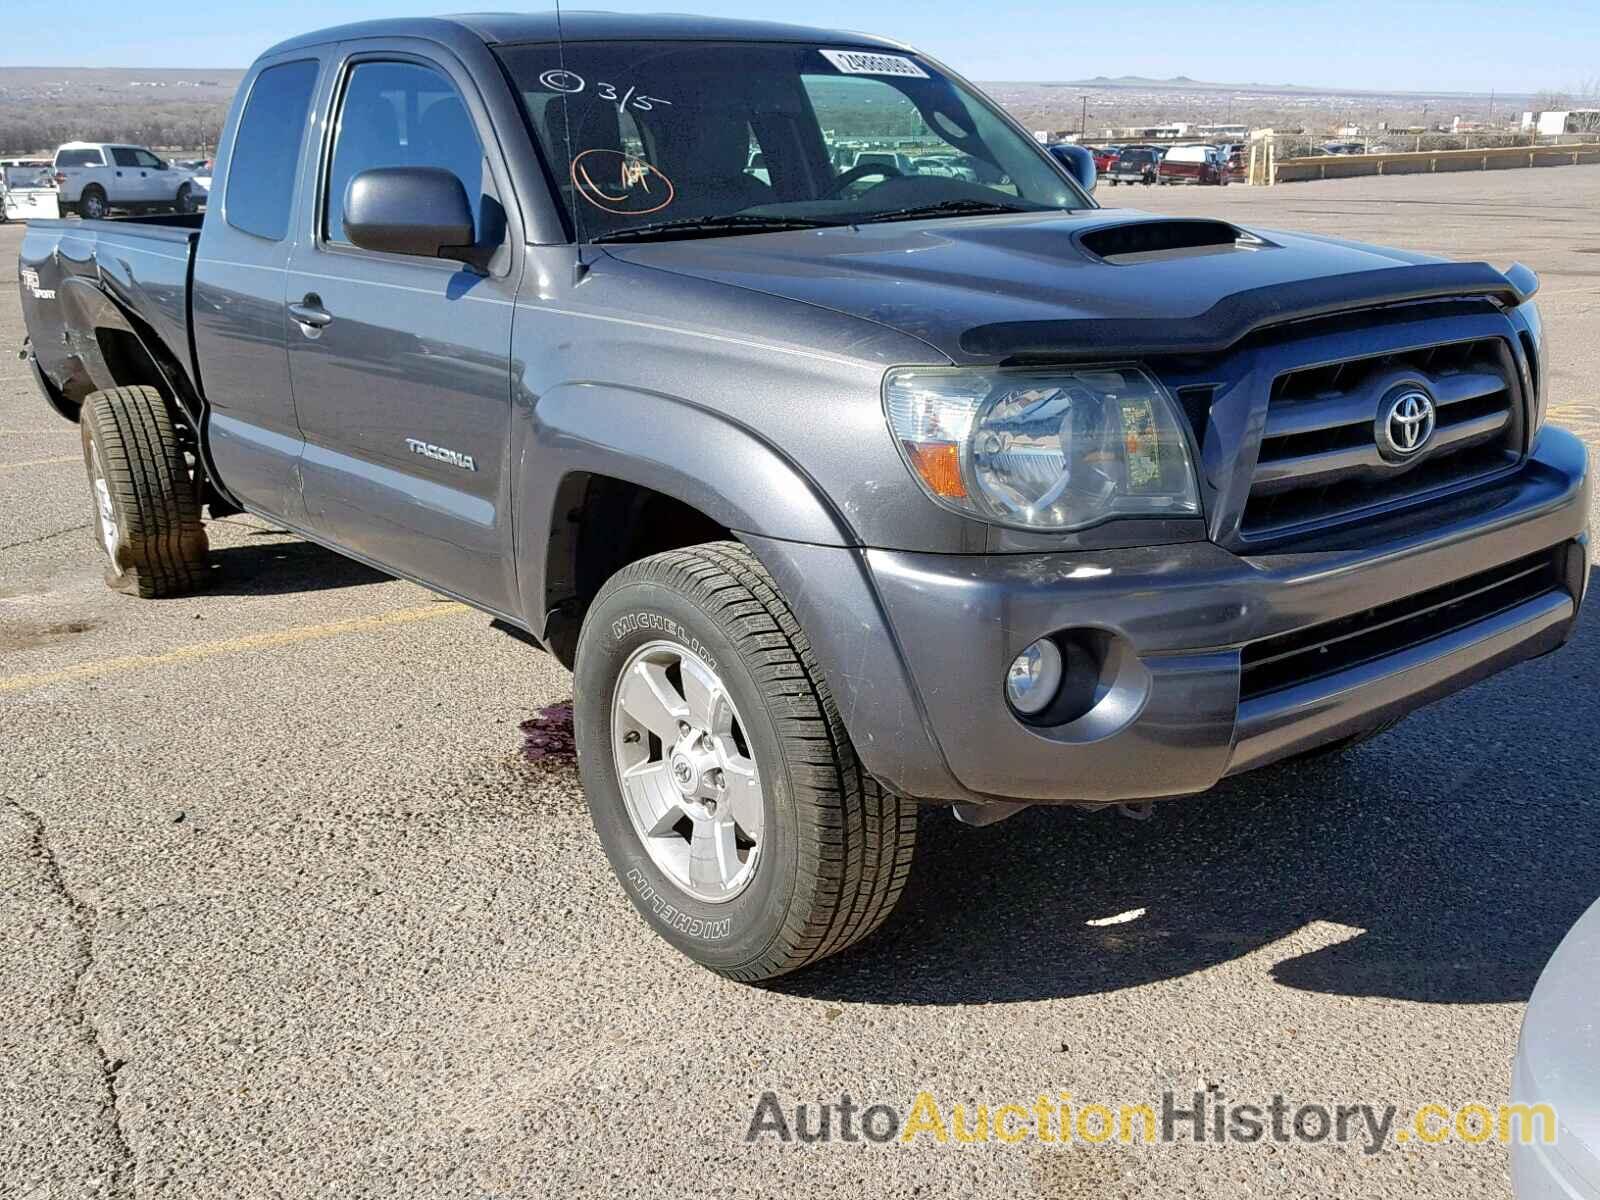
[{"xmin": 903, "ymin": 441, "xmax": 967, "ymax": 500}]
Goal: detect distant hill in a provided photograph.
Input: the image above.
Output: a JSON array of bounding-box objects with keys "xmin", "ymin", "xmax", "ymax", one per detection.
[
  {"xmin": 1028, "ymin": 73, "xmax": 1527, "ymax": 102},
  {"xmin": 0, "ymin": 68, "xmax": 245, "ymax": 155},
  {"xmin": 0, "ymin": 66, "xmax": 246, "ymax": 93}
]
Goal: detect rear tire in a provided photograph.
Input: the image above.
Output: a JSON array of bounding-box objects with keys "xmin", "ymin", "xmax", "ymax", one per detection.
[
  {"xmin": 78, "ymin": 186, "xmax": 107, "ymax": 220},
  {"xmin": 176, "ymin": 183, "xmax": 196, "ymax": 214},
  {"xmin": 574, "ymin": 541, "xmax": 917, "ymax": 981},
  {"xmin": 80, "ymin": 386, "xmax": 209, "ymax": 598}
]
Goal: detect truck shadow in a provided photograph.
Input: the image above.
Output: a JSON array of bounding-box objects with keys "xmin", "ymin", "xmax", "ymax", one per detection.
[
  {"xmin": 776, "ymin": 571, "xmax": 1600, "ymax": 1007},
  {"xmin": 202, "ymin": 537, "xmax": 389, "ymax": 596}
]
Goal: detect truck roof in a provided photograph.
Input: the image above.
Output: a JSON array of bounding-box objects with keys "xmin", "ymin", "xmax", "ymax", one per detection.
[{"xmin": 263, "ymin": 11, "xmax": 909, "ymax": 58}]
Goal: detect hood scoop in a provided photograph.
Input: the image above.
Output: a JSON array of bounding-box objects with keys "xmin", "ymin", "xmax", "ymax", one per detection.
[{"xmin": 1078, "ymin": 219, "xmax": 1269, "ymax": 264}]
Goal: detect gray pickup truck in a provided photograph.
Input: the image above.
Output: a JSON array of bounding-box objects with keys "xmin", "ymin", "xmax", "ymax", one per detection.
[{"xmin": 18, "ymin": 13, "xmax": 1588, "ymax": 980}]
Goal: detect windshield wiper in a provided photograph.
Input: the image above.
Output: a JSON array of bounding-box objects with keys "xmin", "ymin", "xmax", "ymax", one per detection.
[
  {"xmin": 589, "ymin": 214, "xmax": 842, "ymax": 244},
  {"xmin": 854, "ymin": 198, "xmax": 1039, "ymax": 225}
]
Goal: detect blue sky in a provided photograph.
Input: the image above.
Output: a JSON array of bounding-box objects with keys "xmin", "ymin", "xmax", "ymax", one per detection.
[{"xmin": 2, "ymin": 0, "xmax": 1594, "ymax": 94}]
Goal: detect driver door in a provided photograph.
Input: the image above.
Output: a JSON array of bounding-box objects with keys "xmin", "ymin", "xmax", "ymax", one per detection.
[{"xmin": 286, "ymin": 51, "xmax": 522, "ymax": 615}]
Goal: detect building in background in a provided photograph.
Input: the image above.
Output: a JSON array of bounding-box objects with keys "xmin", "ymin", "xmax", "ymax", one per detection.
[{"xmin": 1525, "ymin": 109, "xmax": 1600, "ymax": 135}]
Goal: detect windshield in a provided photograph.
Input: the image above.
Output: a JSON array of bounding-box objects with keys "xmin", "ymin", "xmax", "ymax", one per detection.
[{"xmin": 495, "ymin": 40, "xmax": 1090, "ymax": 242}]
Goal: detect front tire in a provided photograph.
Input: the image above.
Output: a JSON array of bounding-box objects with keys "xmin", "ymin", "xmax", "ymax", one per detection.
[
  {"xmin": 80, "ymin": 386, "xmax": 209, "ymax": 598},
  {"xmin": 574, "ymin": 541, "xmax": 917, "ymax": 981}
]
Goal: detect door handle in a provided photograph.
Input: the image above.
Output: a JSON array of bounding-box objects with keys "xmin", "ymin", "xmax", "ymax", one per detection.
[{"xmin": 289, "ymin": 295, "xmax": 333, "ymax": 333}]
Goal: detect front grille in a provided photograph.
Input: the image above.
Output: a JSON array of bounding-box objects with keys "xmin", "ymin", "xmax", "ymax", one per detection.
[
  {"xmin": 1239, "ymin": 546, "xmax": 1565, "ymax": 701},
  {"xmin": 1241, "ymin": 337, "xmax": 1522, "ymax": 540}
]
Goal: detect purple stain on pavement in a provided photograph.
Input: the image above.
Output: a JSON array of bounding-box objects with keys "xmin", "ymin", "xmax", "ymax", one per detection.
[{"xmin": 520, "ymin": 703, "xmax": 576, "ymax": 763}]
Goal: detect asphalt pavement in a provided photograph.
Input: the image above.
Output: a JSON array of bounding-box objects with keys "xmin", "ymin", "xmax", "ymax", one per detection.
[{"xmin": 3, "ymin": 165, "xmax": 1599, "ymax": 1199}]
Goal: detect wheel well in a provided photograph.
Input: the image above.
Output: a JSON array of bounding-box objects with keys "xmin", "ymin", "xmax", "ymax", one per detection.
[
  {"xmin": 92, "ymin": 326, "xmax": 238, "ymax": 515},
  {"xmin": 96, "ymin": 327, "xmax": 170, "ymax": 400},
  {"xmin": 542, "ymin": 473, "xmax": 731, "ymax": 668}
]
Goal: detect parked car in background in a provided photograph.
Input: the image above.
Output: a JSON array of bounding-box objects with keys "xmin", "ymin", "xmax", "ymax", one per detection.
[
  {"xmin": 17, "ymin": 12, "xmax": 1582, "ymax": 983},
  {"xmin": 51, "ymin": 142, "xmax": 206, "ymax": 218},
  {"xmin": 1158, "ymin": 143, "xmax": 1228, "ymax": 185},
  {"xmin": 1104, "ymin": 145, "xmax": 1160, "ymax": 185},
  {"xmin": 1091, "ymin": 145, "xmax": 1121, "ymax": 172},
  {"xmin": 913, "ymin": 155, "xmax": 965, "ymax": 179},
  {"xmin": 2, "ymin": 160, "xmax": 60, "ymax": 223},
  {"xmin": 2, "ymin": 159, "xmax": 51, "ymax": 183},
  {"xmin": 1321, "ymin": 141, "xmax": 1366, "ymax": 156},
  {"xmin": 850, "ymin": 149, "xmax": 919, "ymax": 177},
  {"xmin": 1511, "ymin": 896, "xmax": 1600, "ymax": 1199}
]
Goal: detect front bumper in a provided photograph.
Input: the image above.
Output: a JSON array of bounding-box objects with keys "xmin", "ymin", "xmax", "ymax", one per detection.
[{"xmin": 753, "ymin": 426, "xmax": 1589, "ymax": 806}]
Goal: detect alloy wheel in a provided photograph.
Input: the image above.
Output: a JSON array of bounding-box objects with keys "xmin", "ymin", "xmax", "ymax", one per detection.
[{"xmin": 610, "ymin": 640, "xmax": 763, "ymax": 903}]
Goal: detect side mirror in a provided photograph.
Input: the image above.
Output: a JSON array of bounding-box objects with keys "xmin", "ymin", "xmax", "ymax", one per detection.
[
  {"xmin": 1052, "ymin": 144, "xmax": 1097, "ymax": 195},
  {"xmin": 344, "ymin": 166, "xmax": 485, "ymax": 270}
]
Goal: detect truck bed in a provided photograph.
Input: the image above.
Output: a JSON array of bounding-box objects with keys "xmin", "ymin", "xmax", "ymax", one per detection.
[{"xmin": 19, "ymin": 213, "xmax": 203, "ymax": 421}]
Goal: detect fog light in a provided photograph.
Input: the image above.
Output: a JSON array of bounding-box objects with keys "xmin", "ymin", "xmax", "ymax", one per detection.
[{"xmin": 1006, "ymin": 639, "xmax": 1063, "ymax": 716}]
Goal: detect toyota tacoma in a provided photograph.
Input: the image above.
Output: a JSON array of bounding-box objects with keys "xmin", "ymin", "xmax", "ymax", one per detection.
[{"xmin": 17, "ymin": 14, "xmax": 1587, "ymax": 979}]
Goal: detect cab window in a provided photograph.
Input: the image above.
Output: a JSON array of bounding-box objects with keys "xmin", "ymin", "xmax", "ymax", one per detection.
[
  {"xmin": 226, "ymin": 59, "xmax": 320, "ymax": 241},
  {"xmin": 325, "ymin": 60, "xmax": 487, "ymax": 247}
]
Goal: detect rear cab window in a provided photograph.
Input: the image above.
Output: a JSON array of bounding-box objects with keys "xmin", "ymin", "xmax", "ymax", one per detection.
[
  {"xmin": 225, "ymin": 59, "xmax": 321, "ymax": 241},
  {"xmin": 55, "ymin": 148, "xmax": 104, "ymax": 167}
]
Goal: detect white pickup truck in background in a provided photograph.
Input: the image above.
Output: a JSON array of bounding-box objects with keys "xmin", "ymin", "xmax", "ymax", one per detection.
[{"xmin": 51, "ymin": 142, "xmax": 206, "ymax": 219}]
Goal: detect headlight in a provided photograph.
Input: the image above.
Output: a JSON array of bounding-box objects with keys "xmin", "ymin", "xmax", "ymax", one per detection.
[{"xmin": 883, "ymin": 365, "xmax": 1200, "ymax": 531}]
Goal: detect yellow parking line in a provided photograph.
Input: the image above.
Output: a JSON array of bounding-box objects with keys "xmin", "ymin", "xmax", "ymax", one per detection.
[
  {"xmin": 0, "ymin": 456, "xmax": 79, "ymax": 471},
  {"xmin": 0, "ymin": 602, "xmax": 469, "ymax": 694}
]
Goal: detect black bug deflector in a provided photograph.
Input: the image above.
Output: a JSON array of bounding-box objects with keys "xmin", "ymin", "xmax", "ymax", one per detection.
[{"xmin": 960, "ymin": 261, "xmax": 1540, "ymax": 360}]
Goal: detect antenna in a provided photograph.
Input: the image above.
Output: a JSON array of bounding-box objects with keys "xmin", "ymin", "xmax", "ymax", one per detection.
[{"xmin": 552, "ymin": 0, "xmax": 590, "ymax": 279}]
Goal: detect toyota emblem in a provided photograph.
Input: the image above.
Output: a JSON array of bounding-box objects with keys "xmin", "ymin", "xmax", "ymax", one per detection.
[{"xmin": 1379, "ymin": 389, "xmax": 1436, "ymax": 459}]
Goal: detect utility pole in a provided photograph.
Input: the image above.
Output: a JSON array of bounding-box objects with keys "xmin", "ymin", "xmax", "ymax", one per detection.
[{"xmin": 1081, "ymin": 95, "xmax": 1088, "ymax": 140}]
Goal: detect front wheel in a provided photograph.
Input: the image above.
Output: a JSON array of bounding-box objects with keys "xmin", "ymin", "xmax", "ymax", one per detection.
[{"xmin": 574, "ymin": 541, "xmax": 917, "ymax": 981}]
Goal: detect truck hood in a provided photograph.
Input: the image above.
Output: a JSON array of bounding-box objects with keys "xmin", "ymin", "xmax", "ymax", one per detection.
[{"xmin": 603, "ymin": 209, "xmax": 1527, "ymax": 364}]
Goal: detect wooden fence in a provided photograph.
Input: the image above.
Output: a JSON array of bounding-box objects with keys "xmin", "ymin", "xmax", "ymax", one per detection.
[{"xmin": 1259, "ymin": 143, "xmax": 1600, "ymax": 185}]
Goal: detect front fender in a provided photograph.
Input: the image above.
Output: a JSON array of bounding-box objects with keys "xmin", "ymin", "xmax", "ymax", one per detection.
[
  {"xmin": 516, "ymin": 380, "xmax": 856, "ymax": 662},
  {"xmin": 525, "ymin": 382, "xmax": 856, "ymax": 551},
  {"xmin": 515, "ymin": 383, "xmax": 963, "ymax": 798}
]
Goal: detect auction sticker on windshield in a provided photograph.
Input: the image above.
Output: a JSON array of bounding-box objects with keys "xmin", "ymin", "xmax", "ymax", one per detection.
[{"xmin": 818, "ymin": 49, "xmax": 929, "ymax": 78}]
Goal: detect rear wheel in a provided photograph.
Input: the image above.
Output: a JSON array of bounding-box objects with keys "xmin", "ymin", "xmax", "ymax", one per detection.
[
  {"xmin": 574, "ymin": 541, "xmax": 917, "ymax": 981},
  {"xmin": 78, "ymin": 186, "xmax": 107, "ymax": 220},
  {"xmin": 80, "ymin": 386, "xmax": 209, "ymax": 598},
  {"xmin": 176, "ymin": 183, "xmax": 197, "ymax": 213}
]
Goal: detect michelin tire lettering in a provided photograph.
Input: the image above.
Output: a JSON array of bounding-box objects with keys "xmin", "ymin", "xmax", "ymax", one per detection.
[
  {"xmin": 626, "ymin": 867, "xmax": 733, "ymax": 940},
  {"xmin": 610, "ymin": 611, "xmax": 718, "ymax": 670}
]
